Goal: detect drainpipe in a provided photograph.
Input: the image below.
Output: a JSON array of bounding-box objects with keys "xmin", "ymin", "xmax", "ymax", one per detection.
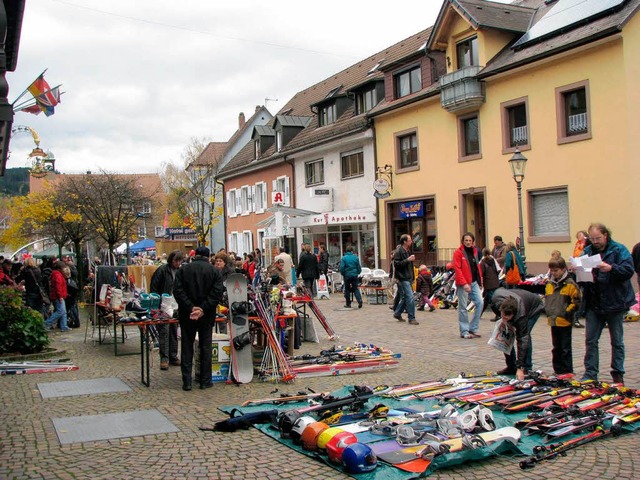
[
  {"xmin": 216, "ymin": 178, "xmax": 226, "ymax": 250},
  {"xmin": 369, "ymin": 117, "xmax": 382, "ymax": 270}
]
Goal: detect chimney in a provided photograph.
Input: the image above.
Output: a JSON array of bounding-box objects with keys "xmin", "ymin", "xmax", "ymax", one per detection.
[
  {"xmin": 255, "ymin": 105, "xmax": 261, "ymax": 113},
  {"xmin": 238, "ymin": 112, "xmax": 245, "ymax": 129}
]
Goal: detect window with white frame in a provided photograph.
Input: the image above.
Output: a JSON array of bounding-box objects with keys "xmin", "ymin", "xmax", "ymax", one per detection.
[
  {"xmin": 226, "ymin": 189, "xmax": 237, "ymax": 217},
  {"xmin": 228, "ymin": 232, "xmax": 239, "ymax": 253},
  {"xmin": 257, "ymin": 229, "xmax": 265, "ymax": 253},
  {"xmin": 320, "ymin": 104, "xmax": 337, "ymax": 126},
  {"xmin": 272, "ymin": 176, "xmax": 290, "ymax": 206},
  {"xmin": 529, "ymin": 187, "xmax": 570, "ymax": 240},
  {"xmin": 276, "ymin": 130, "xmax": 283, "ymax": 151},
  {"xmin": 242, "ymin": 231, "xmax": 253, "ymax": 255},
  {"xmin": 155, "ymin": 225, "xmax": 164, "ymax": 237},
  {"xmin": 305, "ymin": 159, "xmax": 324, "ymax": 186},
  {"xmin": 254, "ymin": 139, "xmax": 260, "ymax": 159},
  {"xmin": 141, "ymin": 202, "xmax": 151, "ymax": 214},
  {"xmin": 240, "ymin": 186, "xmax": 251, "ymax": 215},
  {"xmin": 254, "ymin": 182, "xmax": 267, "ymax": 213},
  {"xmin": 137, "ymin": 225, "xmax": 147, "ymax": 238},
  {"xmin": 341, "ymin": 151, "xmax": 364, "ymax": 179}
]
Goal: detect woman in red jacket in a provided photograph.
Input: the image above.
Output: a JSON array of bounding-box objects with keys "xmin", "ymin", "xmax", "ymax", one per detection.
[
  {"xmin": 45, "ymin": 261, "xmax": 70, "ymax": 331},
  {"xmin": 452, "ymin": 232, "xmax": 483, "ymax": 339}
]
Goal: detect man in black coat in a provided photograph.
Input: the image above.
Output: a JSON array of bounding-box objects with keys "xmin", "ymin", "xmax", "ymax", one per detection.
[
  {"xmin": 173, "ymin": 246, "xmax": 224, "ymax": 391},
  {"xmin": 150, "ymin": 250, "xmax": 184, "ymax": 370},
  {"xmin": 297, "ymin": 245, "xmax": 319, "ymax": 294}
]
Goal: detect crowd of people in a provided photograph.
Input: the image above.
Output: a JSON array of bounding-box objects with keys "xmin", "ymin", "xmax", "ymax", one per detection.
[{"xmin": 2, "ymin": 224, "xmax": 638, "ymax": 389}]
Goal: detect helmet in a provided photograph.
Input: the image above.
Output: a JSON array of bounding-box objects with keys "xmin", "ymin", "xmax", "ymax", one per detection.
[
  {"xmin": 342, "ymin": 443, "xmax": 378, "ymax": 473},
  {"xmin": 316, "ymin": 426, "xmax": 344, "ymax": 451},
  {"xmin": 301, "ymin": 422, "xmax": 329, "ymax": 451},
  {"xmin": 446, "ymin": 262, "xmax": 454, "ymax": 271},
  {"xmin": 326, "ymin": 431, "xmax": 358, "ymax": 464},
  {"xmin": 290, "ymin": 416, "xmax": 315, "ymax": 444},
  {"xmin": 277, "ymin": 411, "xmax": 301, "ymax": 439}
]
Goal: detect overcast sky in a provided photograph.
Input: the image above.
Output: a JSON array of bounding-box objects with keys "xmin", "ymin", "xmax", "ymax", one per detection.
[{"xmin": 7, "ymin": 0, "xmax": 508, "ymax": 175}]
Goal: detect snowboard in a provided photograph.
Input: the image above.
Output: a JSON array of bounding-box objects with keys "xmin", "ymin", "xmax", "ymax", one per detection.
[
  {"xmin": 227, "ymin": 273, "xmax": 253, "ymax": 384},
  {"xmin": 376, "ymin": 426, "xmax": 521, "ymax": 472}
]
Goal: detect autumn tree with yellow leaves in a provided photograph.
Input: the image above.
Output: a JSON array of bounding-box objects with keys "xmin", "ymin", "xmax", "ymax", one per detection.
[{"xmin": 161, "ymin": 137, "xmax": 225, "ymax": 246}]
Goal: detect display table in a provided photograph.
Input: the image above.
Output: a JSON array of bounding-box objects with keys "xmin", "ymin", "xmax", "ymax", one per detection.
[
  {"xmin": 135, "ymin": 318, "xmax": 179, "ymax": 387},
  {"xmin": 358, "ymin": 285, "xmax": 388, "ymax": 305}
]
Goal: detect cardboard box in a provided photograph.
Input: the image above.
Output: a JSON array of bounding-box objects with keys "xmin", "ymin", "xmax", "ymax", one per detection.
[
  {"xmin": 211, "ymin": 362, "xmax": 230, "ymax": 383},
  {"xmin": 212, "ymin": 338, "xmax": 231, "ymax": 363}
]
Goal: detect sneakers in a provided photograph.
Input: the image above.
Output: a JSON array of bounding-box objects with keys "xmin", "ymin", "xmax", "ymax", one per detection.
[
  {"xmin": 408, "ymin": 320, "xmax": 419, "ymax": 325},
  {"xmin": 461, "ymin": 333, "xmax": 474, "ymax": 339},
  {"xmin": 393, "ymin": 313, "xmax": 406, "ymax": 322},
  {"xmin": 126, "ymin": 301, "xmax": 148, "ymax": 314},
  {"xmin": 160, "ymin": 361, "xmax": 169, "ymax": 370},
  {"xmin": 573, "ymin": 320, "xmax": 585, "ymax": 328},
  {"xmin": 469, "ymin": 332, "xmax": 482, "ymax": 338},
  {"xmin": 358, "ymin": 302, "xmax": 363, "ymax": 309},
  {"xmin": 344, "ymin": 304, "xmax": 352, "ymax": 309},
  {"xmin": 496, "ymin": 367, "xmax": 517, "ymax": 375}
]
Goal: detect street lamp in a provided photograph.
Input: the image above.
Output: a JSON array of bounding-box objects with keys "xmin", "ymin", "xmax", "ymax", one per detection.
[{"xmin": 509, "ymin": 148, "xmax": 528, "ymax": 260}]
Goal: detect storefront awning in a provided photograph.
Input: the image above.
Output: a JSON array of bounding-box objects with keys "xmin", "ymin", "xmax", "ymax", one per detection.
[{"xmin": 257, "ymin": 205, "xmax": 319, "ymax": 238}]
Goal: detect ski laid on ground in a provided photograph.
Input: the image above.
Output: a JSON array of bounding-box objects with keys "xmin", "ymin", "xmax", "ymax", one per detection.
[{"xmin": 0, "ymin": 365, "xmax": 79, "ymax": 375}]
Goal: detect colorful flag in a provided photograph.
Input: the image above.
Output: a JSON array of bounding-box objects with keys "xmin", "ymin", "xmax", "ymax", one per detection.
[
  {"xmin": 21, "ymin": 103, "xmax": 43, "ymax": 115},
  {"xmin": 163, "ymin": 209, "xmax": 169, "ymax": 230},
  {"xmin": 27, "ymin": 74, "xmax": 59, "ymax": 107}
]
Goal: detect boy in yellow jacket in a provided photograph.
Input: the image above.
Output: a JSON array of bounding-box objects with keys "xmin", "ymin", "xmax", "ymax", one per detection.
[{"xmin": 544, "ymin": 256, "xmax": 581, "ymax": 374}]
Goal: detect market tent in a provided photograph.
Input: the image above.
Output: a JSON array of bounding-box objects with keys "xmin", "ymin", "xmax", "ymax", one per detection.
[
  {"xmin": 32, "ymin": 246, "xmax": 75, "ymax": 259},
  {"xmin": 130, "ymin": 238, "xmax": 156, "ymax": 253},
  {"xmin": 115, "ymin": 242, "xmax": 128, "ymax": 254}
]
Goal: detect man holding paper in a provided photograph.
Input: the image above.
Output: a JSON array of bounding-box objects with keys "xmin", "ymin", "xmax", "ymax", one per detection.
[{"xmin": 580, "ymin": 223, "xmax": 635, "ymax": 385}]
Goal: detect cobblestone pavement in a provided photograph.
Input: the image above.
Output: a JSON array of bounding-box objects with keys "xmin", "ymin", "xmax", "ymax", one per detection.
[{"xmin": 1, "ymin": 294, "xmax": 638, "ymax": 479}]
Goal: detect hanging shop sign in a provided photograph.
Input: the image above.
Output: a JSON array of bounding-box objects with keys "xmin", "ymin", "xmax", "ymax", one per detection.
[
  {"xmin": 399, "ymin": 201, "xmax": 424, "ymax": 218},
  {"xmin": 373, "ymin": 164, "xmax": 393, "ymax": 199}
]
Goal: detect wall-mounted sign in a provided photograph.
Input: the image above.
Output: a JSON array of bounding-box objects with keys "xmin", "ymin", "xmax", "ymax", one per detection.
[
  {"xmin": 272, "ymin": 191, "xmax": 285, "ymax": 204},
  {"xmin": 165, "ymin": 227, "xmax": 197, "ymax": 235},
  {"xmin": 373, "ymin": 178, "xmax": 390, "ymax": 199},
  {"xmin": 399, "ymin": 201, "xmax": 424, "ymax": 218}
]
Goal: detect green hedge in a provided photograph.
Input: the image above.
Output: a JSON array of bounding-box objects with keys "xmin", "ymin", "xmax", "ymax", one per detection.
[{"xmin": 0, "ymin": 286, "xmax": 50, "ymax": 355}]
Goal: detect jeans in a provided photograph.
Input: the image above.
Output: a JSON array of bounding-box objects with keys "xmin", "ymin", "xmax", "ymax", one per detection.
[
  {"xmin": 504, "ymin": 313, "xmax": 541, "ymax": 371},
  {"xmin": 344, "ymin": 276, "xmax": 362, "ymax": 306},
  {"xmin": 46, "ymin": 298, "xmax": 68, "ymax": 330},
  {"xmin": 457, "ymin": 282, "xmax": 483, "ymax": 336},
  {"xmin": 583, "ymin": 309, "xmax": 625, "ymax": 381},
  {"xmin": 394, "ymin": 280, "xmax": 416, "ymax": 321}
]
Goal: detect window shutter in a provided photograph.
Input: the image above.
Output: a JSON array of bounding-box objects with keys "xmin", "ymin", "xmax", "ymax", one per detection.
[
  {"xmin": 262, "ymin": 182, "xmax": 267, "ymax": 211},
  {"xmin": 532, "ymin": 190, "xmax": 569, "ymax": 236},
  {"xmin": 284, "ymin": 176, "xmax": 290, "ymax": 206},
  {"xmin": 226, "ymin": 192, "xmax": 232, "ymax": 217}
]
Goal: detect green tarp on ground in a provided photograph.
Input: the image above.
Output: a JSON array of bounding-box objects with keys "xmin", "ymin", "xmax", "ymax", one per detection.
[{"xmin": 220, "ymin": 385, "xmax": 638, "ymax": 479}]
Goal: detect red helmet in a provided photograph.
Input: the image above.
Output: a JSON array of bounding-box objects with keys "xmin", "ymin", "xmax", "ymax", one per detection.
[
  {"xmin": 326, "ymin": 431, "xmax": 358, "ymax": 464},
  {"xmin": 316, "ymin": 426, "xmax": 344, "ymax": 451}
]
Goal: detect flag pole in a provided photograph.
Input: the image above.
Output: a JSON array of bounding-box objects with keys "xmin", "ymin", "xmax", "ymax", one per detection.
[
  {"xmin": 13, "ymin": 84, "xmax": 62, "ymax": 110},
  {"xmin": 10, "ymin": 68, "xmax": 48, "ymax": 107}
]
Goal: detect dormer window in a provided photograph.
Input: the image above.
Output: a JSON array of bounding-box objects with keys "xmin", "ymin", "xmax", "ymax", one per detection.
[
  {"xmin": 276, "ymin": 130, "xmax": 283, "ymax": 151},
  {"xmin": 320, "ymin": 103, "xmax": 337, "ymax": 126},
  {"xmin": 254, "ymin": 139, "xmax": 260, "ymax": 159},
  {"xmin": 356, "ymin": 87, "xmax": 378, "ymax": 115},
  {"xmin": 457, "ymin": 36, "xmax": 478, "ymax": 68},
  {"xmin": 394, "ymin": 66, "xmax": 421, "ymax": 99}
]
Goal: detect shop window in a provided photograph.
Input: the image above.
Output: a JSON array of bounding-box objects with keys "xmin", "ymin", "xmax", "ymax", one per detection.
[{"xmin": 458, "ymin": 113, "xmax": 481, "ymax": 161}]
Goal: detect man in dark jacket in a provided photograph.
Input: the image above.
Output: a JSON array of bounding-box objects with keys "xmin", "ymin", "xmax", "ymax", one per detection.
[
  {"xmin": 318, "ymin": 244, "xmax": 329, "ymax": 278},
  {"xmin": 297, "ymin": 244, "xmax": 319, "ymax": 295},
  {"xmin": 393, "ymin": 234, "xmax": 417, "ymax": 325},
  {"xmin": 150, "ymin": 250, "xmax": 184, "ymax": 370},
  {"xmin": 491, "ymin": 287, "xmax": 545, "ymax": 380},
  {"xmin": 581, "ymin": 223, "xmax": 635, "ymax": 384},
  {"xmin": 173, "ymin": 246, "xmax": 224, "ymax": 391}
]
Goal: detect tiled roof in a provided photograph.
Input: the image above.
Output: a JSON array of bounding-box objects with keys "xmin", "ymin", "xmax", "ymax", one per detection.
[
  {"xmin": 223, "ymin": 106, "xmax": 270, "ymax": 154},
  {"xmin": 455, "ymin": 0, "xmax": 535, "ymax": 32},
  {"xmin": 479, "ymin": 0, "xmax": 640, "ymax": 77},
  {"xmin": 190, "ymin": 142, "xmax": 228, "ymax": 167},
  {"xmin": 219, "ymin": 26, "xmax": 434, "ymax": 178}
]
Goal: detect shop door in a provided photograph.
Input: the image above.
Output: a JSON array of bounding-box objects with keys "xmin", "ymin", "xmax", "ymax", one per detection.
[{"xmin": 461, "ymin": 191, "xmax": 486, "ymax": 250}]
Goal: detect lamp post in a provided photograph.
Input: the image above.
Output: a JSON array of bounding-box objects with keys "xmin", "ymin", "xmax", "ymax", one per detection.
[{"xmin": 509, "ymin": 148, "xmax": 528, "ymax": 261}]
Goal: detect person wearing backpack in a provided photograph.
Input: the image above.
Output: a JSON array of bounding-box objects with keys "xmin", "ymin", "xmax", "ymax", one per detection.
[{"xmin": 504, "ymin": 242, "xmax": 526, "ymax": 288}]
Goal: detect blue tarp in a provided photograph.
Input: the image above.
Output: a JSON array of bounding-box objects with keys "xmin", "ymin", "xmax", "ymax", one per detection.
[{"xmin": 129, "ymin": 238, "xmax": 156, "ymax": 253}]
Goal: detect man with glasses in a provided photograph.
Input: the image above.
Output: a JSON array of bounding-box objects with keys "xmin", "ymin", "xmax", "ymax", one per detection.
[{"xmin": 580, "ymin": 223, "xmax": 635, "ymax": 385}]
